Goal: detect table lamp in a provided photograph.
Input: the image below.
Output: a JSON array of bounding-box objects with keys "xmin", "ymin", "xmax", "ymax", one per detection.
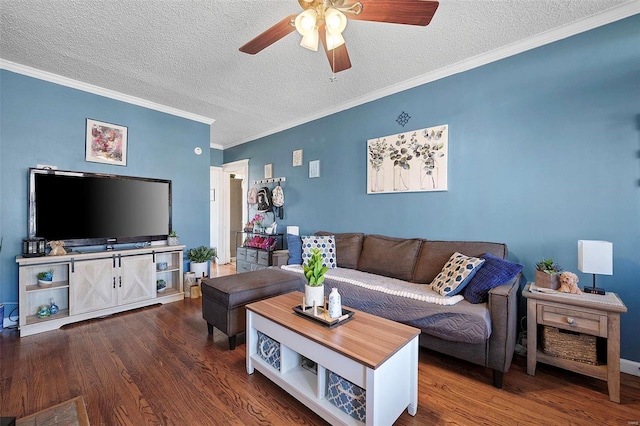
[{"xmin": 578, "ymin": 240, "xmax": 612, "ymax": 295}]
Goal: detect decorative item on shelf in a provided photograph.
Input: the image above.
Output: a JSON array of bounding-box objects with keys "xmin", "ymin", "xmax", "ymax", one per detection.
[
  {"xmin": 244, "ymin": 222, "xmax": 254, "ymax": 232},
  {"xmin": 22, "ymin": 238, "xmax": 46, "ymax": 257},
  {"xmin": 191, "ymin": 278, "xmax": 202, "ymax": 298},
  {"xmin": 157, "ymin": 262, "xmax": 168, "ymax": 271},
  {"xmin": 47, "ymin": 240, "xmax": 66, "ymax": 256},
  {"xmin": 578, "ymin": 240, "xmax": 612, "ymax": 295},
  {"xmin": 186, "ymin": 246, "xmax": 217, "ymax": 278},
  {"xmin": 36, "ymin": 304, "xmax": 51, "ymax": 318},
  {"xmin": 36, "ymin": 270, "xmax": 54, "ymax": 287},
  {"xmin": 246, "ymin": 236, "xmax": 277, "ymax": 251},
  {"xmin": 534, "ymin": 258, "xmax": 562, "ymax": 290},
  {"xmin": 251, "ymin": 213, "xmax": 265, "ymax": 233},
  {"xmin": 156, "ymin": 279, "xmax": 167, "ymax": 293},
  {"xmin": 328, "ymin": 288, "xmax": 342, "ymax": 318},
  {"xmin": 167, "ymin": 230, "xmax": 179, "ymax": 246},
  {"xmin": 303, "ymin": 248, "xmax": 328, "ymax": 309},
  {"xmin": 49, "ymin": 298, "xmax": 59, "ymax": 315},
  {"xmin": 558, "ymin": 271, "xmax": 581, "ymax": 294}
]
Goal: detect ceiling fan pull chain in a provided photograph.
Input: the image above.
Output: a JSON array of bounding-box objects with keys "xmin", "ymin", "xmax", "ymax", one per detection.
[{"xmin": 330, "ymin": 48, "xmax": 337, "ymax": 82}]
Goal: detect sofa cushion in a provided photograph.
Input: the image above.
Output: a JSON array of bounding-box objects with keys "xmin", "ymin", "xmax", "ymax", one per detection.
[
  {"xmin": 302, "ymin": 235, "xmax": 337, "ymax": 268},
  {"xmin": 357, "ymin": 234, "xmax": 421, "ymax": 281},
  {"xmin": 430, "ymin": 252, "xmax": 485, "ymax": 296},
  {"xmin": 287, "ymin": 234, "xmax": 303, "ymax": 265},
  {"xmin": 316, "ymin": 232, "xmax": 364, "ymax": 269},
  {"xmin": 412, "ymin": 240, "xmax": 508, "ymax": 284},
  {"xmin": 463, "ymin": 253, "xmax": 523, "ymax": 304}
]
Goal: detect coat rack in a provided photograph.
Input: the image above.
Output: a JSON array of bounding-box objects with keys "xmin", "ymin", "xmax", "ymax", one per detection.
[{"xmin": 253, "ymin": 177, "xmax": 286, "ymax": 185}]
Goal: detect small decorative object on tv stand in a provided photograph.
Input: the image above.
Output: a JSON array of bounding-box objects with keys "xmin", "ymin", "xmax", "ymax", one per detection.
[{"xmin": 578, "ymin": 240, "xmax": 612, "ymax": 295}]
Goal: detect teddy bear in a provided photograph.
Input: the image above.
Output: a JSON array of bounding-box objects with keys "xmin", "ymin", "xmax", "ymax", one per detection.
[
  {"xmin": 47, "ymin": 240, "xmax": 67, "ymax": 256},
  {"xmin": 558, "ymin": 271, "xmax": 581, "ymax": 294}
]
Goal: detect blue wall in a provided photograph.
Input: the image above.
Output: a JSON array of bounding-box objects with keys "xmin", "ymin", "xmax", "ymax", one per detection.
[
  {"xmin": 0, "ymin": 70, "xmax": 211, "ymax": 321},
  {"xmin": 225, "ymin": 15, "xmax": 640, "ymax": 361},
  {"xmin": 210, "ymin": 148, "xmax": 223, "ymax": 167}
]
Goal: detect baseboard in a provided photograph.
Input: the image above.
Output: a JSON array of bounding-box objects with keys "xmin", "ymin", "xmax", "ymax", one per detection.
[
  {"xmin": 621, "ymin": 358, "xmax": 640, "ymax": 377},
  {"xmin": 2, "ymin": 317, "xmax": 18, "ymax": 330}
]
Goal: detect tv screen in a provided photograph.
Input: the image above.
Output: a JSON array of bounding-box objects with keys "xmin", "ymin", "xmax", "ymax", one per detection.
[{"xmin": 29, "ymin": 168, "xmax": 172, "ymax": 248}]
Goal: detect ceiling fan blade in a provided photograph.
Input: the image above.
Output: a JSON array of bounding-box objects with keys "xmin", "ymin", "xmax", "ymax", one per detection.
[
  {"xmin": 347, "ymin": 0, "xmax": 439, "ymax": 26},
  {"xmin": 239, "ymin": 14, "xmax": 297, "ymax": 54},
  {"xmin": 319, "ymin": 26, "xmax": 352, "ymax": 73}
]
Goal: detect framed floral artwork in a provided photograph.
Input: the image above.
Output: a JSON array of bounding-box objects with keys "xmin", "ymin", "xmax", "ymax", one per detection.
[
  {"xmin": 367, "ymin": 124, "xmax": 448, "ymax": 194},
  {"xmin": 85, "ymin": 118, "xmax": 128, "ymax": 166}
]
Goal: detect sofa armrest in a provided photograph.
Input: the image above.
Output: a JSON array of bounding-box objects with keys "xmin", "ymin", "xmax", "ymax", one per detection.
[{"xmin": 486, "ymin": 273, "xmax": 520, "ymax": 374}]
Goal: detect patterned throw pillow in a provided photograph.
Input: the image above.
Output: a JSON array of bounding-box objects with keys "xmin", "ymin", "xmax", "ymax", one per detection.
[
  {"xmin": 430, "ymin": 252, "xmax": 485, "ymax": 296},
  {"xmin": 301, "ymin": 235, "xmax": 337, "ymax": 269},
  {"xmin": 463, "ymin": 253, "xmax": 523, "ymax": 304}
]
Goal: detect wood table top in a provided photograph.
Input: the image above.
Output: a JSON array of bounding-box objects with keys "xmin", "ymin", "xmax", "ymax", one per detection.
[{"xmin": 246, "ymin": 291, "xmax": 420, "ymax": 369}]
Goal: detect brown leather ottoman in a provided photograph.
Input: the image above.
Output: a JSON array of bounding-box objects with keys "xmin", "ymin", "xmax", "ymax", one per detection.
[{"xmin": 201, "ymin": 268, "xmax": 303, "ymax": 349}]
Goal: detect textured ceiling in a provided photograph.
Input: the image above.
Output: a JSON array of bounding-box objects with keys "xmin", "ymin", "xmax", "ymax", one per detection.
[{"xmin": 1, "ymin": 1, "xmax": 636, "ymax": 149}]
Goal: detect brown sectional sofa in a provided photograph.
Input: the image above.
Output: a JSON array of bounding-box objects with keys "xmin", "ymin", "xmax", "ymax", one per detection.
[{"xmin": 308, "ymin": 232, "xmax": 521, "ymax": 388}]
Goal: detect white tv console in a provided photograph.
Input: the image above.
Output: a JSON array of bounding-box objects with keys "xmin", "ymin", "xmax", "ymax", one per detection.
[{"xmin": 17, "ymin": 245, "xmax": 185, "ymax": 337}]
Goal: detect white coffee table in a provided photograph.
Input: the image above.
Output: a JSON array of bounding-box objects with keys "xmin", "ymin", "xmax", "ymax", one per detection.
[{"xmin": 246, "ymin": 291, "xmax": 420, "ymax": 426}]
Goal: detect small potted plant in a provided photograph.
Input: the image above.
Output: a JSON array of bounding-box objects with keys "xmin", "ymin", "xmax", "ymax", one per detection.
[
  {"xmin": 168, "ymin": 230, "xmax": 179, "ymax": 246},
  {"xmin": 535, "ymin": 258, "xmax": 562, "ymax": 289},
  {"xmin": 156, "ymin": 279, "xmax": 167, "ymax": 293},
  {"xmin": 303, "ymin": 248, "xmax": 329, "ymax": 308},
  {"xmin": 36, "ymin": 269, "xmax": 54, "ymax": 287},
  {"xmin": 186, "ymin": 246, "xmax": 218, "ymax": 278}
]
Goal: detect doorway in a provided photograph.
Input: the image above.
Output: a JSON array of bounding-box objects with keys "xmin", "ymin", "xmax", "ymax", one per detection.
[{"xmin": 216, "ymin": 159, "xmax": 249, "ymax": 264}]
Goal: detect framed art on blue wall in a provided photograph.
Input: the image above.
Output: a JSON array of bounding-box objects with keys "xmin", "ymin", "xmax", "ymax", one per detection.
[
  {"xmin": 85, "ymin": 118, "xmax": 128, "ymax": 166},
  {"xmin": 367, "ymin": 124, "xmax": 448, "ymax": 194}
]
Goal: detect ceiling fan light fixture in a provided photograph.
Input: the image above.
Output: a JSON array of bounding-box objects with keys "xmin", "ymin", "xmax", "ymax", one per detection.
[
  {"xmin": 294, "ymin": 9, "xmax": 317, "ymax": 36},
  {"xmin": 325, "ymin": 31, "xmax": 345, "ymax": 50},
  {"xmin": 300, "ymin": 29, "xmax": 319, "ymax": 51},
  {"xmin": 324, "ymin": 7, "xmax": 347, "ymax": 34}
]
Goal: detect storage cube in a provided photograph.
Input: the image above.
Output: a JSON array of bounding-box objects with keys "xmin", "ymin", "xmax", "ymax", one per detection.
[
  {"xmin": 257, "ymin": 331, "xmax": 280, "ymax": 370},
  {"xmin": 327, "ymin": 370, "xmax": 366, "ymax": 422}
]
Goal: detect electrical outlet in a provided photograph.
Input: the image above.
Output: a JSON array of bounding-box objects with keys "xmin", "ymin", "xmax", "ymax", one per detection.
[{"xmin": 36, "ymin": 164, "xmax": 58, "ymax": 170}]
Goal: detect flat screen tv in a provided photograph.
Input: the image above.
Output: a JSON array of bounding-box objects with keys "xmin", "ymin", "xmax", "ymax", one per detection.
[{"xmin": 29, "ymin": 168, "xmax": 172, "ymax": 248}]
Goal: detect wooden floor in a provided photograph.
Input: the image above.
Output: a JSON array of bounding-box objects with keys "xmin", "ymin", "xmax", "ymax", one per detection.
[{"xmin": 1, "ymin": 262, "xmax": 639, "ymax": 425}]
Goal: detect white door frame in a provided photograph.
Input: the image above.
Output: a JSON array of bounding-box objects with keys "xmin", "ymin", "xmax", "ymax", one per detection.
[{"xmin": 219, "ymin": 159, "xmax": 249, "ymax": 264}]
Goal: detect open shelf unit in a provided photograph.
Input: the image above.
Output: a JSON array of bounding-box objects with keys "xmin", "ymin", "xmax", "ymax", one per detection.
[{"xmin": 17, "ymin": 245, "xmax": 185, "ymax": 337}]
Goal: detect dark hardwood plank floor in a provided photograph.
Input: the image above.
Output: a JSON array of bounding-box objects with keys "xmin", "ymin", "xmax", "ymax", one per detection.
[{"xmin": 2, "ymin": 262, "xmax": 639, "ymax": 425}]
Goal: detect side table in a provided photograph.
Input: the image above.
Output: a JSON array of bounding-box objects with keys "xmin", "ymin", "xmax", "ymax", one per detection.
[{"xmin": 524, "ymin": 283, "xmax": 627, "ymax": 403}]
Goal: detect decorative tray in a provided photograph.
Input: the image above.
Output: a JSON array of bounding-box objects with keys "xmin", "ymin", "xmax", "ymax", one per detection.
[{"xmin": 292, "ymin": 305, "xmax": 355, "ymax": 329}]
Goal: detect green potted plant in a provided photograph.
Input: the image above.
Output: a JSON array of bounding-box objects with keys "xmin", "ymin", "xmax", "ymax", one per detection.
[
  {"xmin": 186, "ymin": 246, "xmax": 218, "ymax": 278},
  {"xmin": 535, "ymin": 258, "xmax": 562, "ymax": 289},
  {"xmin": 303, "ymin": 248, "xmax": 328, "ymax": 308},
  {"xmin": 156, "ymin": 279, "xmax": 167, "ymax": 293},
  {"xmin": 168, "ymin": 230, "xmax": 179, "ymax": 246},
  {"xmin": 36, "ymin": 269, "xmax": 54, "ymax": 287}
]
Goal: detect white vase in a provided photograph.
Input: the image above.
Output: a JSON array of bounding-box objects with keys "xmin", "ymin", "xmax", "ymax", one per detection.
[
  {"xmin": 304, "ymin": 285, "xmax": 325, "ymax": 309},
  {"xmin": 190, "ymin": 261, "xmax": 209, "ymax": 279}
]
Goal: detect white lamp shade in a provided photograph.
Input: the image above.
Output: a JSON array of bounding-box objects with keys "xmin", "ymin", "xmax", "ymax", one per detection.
[
  {"xmin": 325, "ymin": 31, "xmax": 345, "ymax": 50},
  {"xmin": 578, "ymin": 240, "xmax": 613, "ymax": 275},
  {"xmin": 295, "ymin": 9, "xmax": 317, "ymax": 36},
  {"xmin": 300, "ymin": 29, "xmax": 319, "ymax": 51},
  {"xmin": 324, "ymin": 8, "xmax": 347, "ymax": 35}
]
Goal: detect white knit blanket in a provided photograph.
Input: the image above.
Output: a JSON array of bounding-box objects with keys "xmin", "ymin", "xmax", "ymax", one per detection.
[{"xmin": 281, "ymin": 265, "xmax": 463, "ymax": 306}]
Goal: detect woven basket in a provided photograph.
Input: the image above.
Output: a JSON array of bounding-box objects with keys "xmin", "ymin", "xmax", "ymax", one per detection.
[{"xmin": 541, "ymin": 326, "xmax": 598, "ymax": 365}]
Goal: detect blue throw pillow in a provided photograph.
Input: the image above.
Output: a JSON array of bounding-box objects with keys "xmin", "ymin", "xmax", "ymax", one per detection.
[
  {"xmin": 287, "ymin": 234, "xmax": 303, "ymax": 265},
  {"xmin": 463, "ymin": 252, "xmax": 523, "ymax": 304}
]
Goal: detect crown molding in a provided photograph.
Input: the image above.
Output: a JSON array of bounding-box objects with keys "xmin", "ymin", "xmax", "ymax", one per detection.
[
  {"xmin": 226, "ymin": 1, "xmax": 640, "ymax": 149},
  {"xmin": 0, "ymin": 59, "xmax": 215, "ymax": 125}
]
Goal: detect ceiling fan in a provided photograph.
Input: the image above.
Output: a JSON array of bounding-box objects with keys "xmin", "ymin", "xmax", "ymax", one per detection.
[{"xmin": 239, "ymin": 0, "xmax": 439, "ymax": 73}]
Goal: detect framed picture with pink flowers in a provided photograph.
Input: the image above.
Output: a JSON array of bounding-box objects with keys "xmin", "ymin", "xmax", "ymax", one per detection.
[{"xmin": 85, "ymin": 118, "xmax": 128, "ymax": 166}]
